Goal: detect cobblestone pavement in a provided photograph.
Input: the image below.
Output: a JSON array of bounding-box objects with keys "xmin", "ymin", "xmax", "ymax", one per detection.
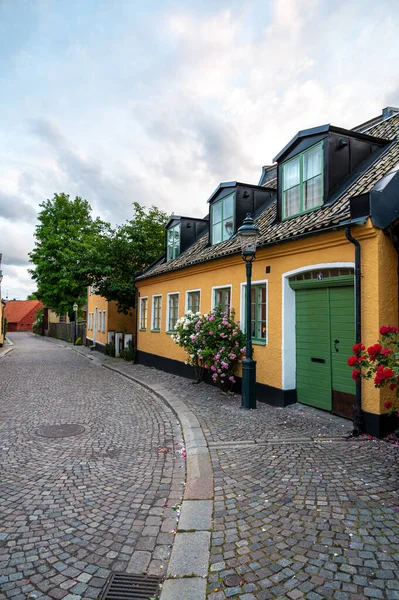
[
  {"xmin": 126, "ymin": 365, "xmax": 399, "ymax": 600},
  {"xmin": 0, "ymin": 334, "xmax": 185, "ymax": 600}
]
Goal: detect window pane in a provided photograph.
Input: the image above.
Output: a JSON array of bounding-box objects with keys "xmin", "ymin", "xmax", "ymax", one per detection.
[
  {"xmin": 304, "ymin": 174, "xmax": 323, "ymax": 209},
  {"xmin": 212, "ymin": 201, "xmax": 222, "ymax": 224},
  {"xmin": 223, "ymin": 218, "xmax": 234, "ymax": 240},
  {"xmin": 304, "ymin": 144, "xmax": 322, "ymax": 181},
  {"xmin": 223, "ymin": 194, "xmax": 234, "ymax": 218},
  {"xmin": 284, "ymin": 186, "xmax": 300, "ymax": 216},
  {"xmin": 283, "ymin": 157, "xmax": 300, "ymax": 190},
  {"xmin": 212, "ymin": 222, "xmax": 222, "ymax": 244}
]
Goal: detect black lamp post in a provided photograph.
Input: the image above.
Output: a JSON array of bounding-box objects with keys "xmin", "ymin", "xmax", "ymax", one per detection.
[
  {"xmin": 73, "ymin": 302, "xmax": 78, "ymax": 345},
  {"xmin": 237, "ymin": 214, "xmax": 260, "ymax": 410}
]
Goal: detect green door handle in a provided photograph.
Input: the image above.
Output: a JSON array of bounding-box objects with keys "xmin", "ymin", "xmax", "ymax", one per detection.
[{"xmin": 334, "ymin": 339, "xmax": 340, "ymax": 352}]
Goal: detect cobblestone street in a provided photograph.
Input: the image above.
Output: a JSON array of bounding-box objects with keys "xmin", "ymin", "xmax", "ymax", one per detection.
[
  {"xmin": 1, "ymin": 335, "xmax": 399, "ymax": 600},
  {"xmin": 125, "ymin": 365, "xmax": 399, "ymax": 600},
  {"xmin": 0, "ymin": 334, "xmax": 185, "ymax": 599}
]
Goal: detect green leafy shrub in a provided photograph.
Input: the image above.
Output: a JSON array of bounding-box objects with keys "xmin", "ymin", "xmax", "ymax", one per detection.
[
  {"xmin": 105, "ymin": 342, "xmax": 116, "ymax": 357},
  {"xmin": 74, "ymin": 337, "xmax": 82, "ymax": 346},
  {"xmin": 120, "ymin": 340, "xmax": 135, "ymax": 362}
]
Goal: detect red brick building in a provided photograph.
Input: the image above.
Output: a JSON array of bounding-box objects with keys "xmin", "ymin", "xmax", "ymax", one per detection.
[{"xmin": 4, "ymin": 300, "xmax": 43, "ymax": 332}]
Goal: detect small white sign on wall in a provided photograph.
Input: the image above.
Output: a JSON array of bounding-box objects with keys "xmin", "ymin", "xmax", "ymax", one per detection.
[{"xmin": 124, "ymin": 333, "xmax": 132, "ymax": 348}]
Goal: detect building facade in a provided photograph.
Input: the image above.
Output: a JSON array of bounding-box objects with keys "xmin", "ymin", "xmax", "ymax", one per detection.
[
  {"xmin": 86, "ymin": 286, "xmax": 135, "ymax": 352},
  {"xmin": 135, "ymin": 108, "xmax": 399, "ymax": 437},
  {"xmin": 4, "ymin": 300, "xmax": 44, "ymax": 332}
]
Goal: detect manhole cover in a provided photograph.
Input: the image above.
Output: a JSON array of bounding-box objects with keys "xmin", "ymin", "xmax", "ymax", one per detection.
[
  {"xmin": 36, "ymin": 424, "xmax": 85, "ymax": 438},
  {"xmin": 224, "ymin": 574, "xmax": 243, "ymax": 587},
  {"xmin": 100, "ymin": 573, "xmax": 161, "ymax": 599}
]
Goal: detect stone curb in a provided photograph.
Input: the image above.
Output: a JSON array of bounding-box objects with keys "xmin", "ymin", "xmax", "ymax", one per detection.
[
  {"xmin": 0, "ymin": 347, "xmax": 14, "ymax": 358},
  {"xmin": 102, "ymin": 363, "xmax": 212, "ymax": 600}
]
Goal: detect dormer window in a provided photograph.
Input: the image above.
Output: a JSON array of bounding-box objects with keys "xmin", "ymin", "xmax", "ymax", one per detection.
[
  {"xmin": 166, "ymin": 223, "xmax": 180, "ymax": 261},
  {"xmin": 211, "ymin": 193, "xmax": 235, "ymax": 244},
  {"xmin": 282, "ymin": 142, "xmax": 323, "ymax": 218}
]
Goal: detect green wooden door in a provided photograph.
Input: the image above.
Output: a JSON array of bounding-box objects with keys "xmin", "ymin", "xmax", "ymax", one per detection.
[
  {"xmin": 295, "ymin": 286, "xmax": 355, "ymax": 412},
  {"xmin": 296, "ymin": 288, "xmax": 332, "ymax": 410}
]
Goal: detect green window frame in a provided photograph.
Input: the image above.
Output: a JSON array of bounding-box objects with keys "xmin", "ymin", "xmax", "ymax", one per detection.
[
  {"xmin": 167, "ymin": 293, "xmax": 179, "ymax": 332},
  {"xmin": 282, "ymin": 142, "xmax": 323, "ymax": 219},
  {"xmin": 211, "ymin": 193, "xmax": 235, "ymax": 245},
  {"xmin": 166, "ymin": 224, "xmax": 180, "ymax": 261},
  {"xmin": 213, "ymin": 287, "xmax": 231, "ymax": 315},
  {"xmin": 242, "ymin": 282, "xmax": 267, "ymax": 344},
  {"xmin": 152, "ymin": 295, "xmax": 162, "ymax": 331},
  {"xmin": 187, "ymin": 290, "xmax": 200, "ymax": 313},
  {"xmin": 140, "ymin": 297, "xmax": 148, "ymax": 330}
]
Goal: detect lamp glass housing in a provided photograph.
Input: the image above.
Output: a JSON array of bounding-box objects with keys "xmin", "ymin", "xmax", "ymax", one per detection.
[
  {"xmin": 73, "ymin": 303, "xmax": 78, "ymax": 312},
  {"xmin": 237, "ymin": 214, "xmax": 260, "ymax": 258}
]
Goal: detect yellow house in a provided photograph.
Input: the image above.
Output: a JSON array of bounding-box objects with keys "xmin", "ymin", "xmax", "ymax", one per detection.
[
  {"xmin": 0, "ymin": 254, "xmax": 4, "ymax": 346},
  {"xmin": 135, "ymin": 107, "xmax": 399, "ymax": 437},
  {"xmin": 86, "ymin": 286, "xmax": 135, "ymax": 353}
]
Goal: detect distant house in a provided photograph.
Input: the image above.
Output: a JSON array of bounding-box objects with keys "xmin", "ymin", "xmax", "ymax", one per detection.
[
  {"xmin": 0, "ymin": 299, "xmax": 5, "ymax": 346},
  {"xmin": 86, "ymin": 286, "xmax": 135, "ymax": 354},
  {"xmin": 4, "ymin": 300, "xmax": 44, "ymax": 332}
]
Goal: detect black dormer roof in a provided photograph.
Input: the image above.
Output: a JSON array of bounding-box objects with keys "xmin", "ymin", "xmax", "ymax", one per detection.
[{"xmin": 273, "ymin": 124, "xmax": 388, "ymax": 163}]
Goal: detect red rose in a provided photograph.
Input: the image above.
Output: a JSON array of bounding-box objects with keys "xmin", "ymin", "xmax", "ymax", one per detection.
[
  {"xmin": 381, "ymin": 348, "xmax": 391, "ymax": 355},
  {"xmin": 347, "ymin": 356, "xmax": 358, "ymax": 367},
  {"xmin": 368, "ymin": 343, "xmax": 382, "ymax": 358},
  {"xmin": 384, "ymin": 368, "xmax": 395, "ymax": 378},
  {"xmin": 352, "ymin": 342, "xmax": 365, "ymax": 354},
  {"xmin": 389, "ymin": 383, "xmax": 397, "ymax": 390},
  {"xmin": 380, "ymin": 326, "xmax": 391, "ymax": 335},
  {"xmin": 390, "ymin": 326, "xmax": 399, "ymax": 333},
  {"xmin": 384, "ymin": 400, "xmax": 393, "ymax": 410},
  {"xmin": 352, "ymin": 369, "xmax": 361, "ymax": 381}
]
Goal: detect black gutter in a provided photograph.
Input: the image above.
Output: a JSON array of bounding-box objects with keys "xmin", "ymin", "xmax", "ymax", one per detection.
[{"xmin": 345, "ymin": 227, "xmax": 363, "ymax": 436}]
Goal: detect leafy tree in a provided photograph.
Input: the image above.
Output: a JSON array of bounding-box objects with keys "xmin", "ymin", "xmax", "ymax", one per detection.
[
  {"xmin": 29, "ymin": 193, "xmax": 108, "ymax": 316},
  {"xmin": 27, "ymin": 291, "xmax": 39, "ymax": 300},
  {"xmin": 86, "ymin": 202, "xmax": 168, "ymax": 314}
]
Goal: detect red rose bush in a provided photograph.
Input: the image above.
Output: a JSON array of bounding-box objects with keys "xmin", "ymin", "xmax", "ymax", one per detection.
[{"xmin": 348, "ymin": 326, "xmax": 399, "ymax": 415}]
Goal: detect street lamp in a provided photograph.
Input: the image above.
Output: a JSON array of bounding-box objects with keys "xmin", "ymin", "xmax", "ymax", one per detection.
[
  {"xmin": 73, "ymin": 302, "xmax": 78, "ymax": 345},
  {"xmin": 237, "ymin": 214, "xmax": 260, "ymax": 410}
]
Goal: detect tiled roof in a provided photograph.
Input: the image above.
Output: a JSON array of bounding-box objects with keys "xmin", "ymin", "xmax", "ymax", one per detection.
[
  {"xmin": 137, "ymin": 116, "xmax": 399, "ymax": 282},
  {"xmin": 4, "ymin": 300, "xmax": 43, "ymax": 323}
]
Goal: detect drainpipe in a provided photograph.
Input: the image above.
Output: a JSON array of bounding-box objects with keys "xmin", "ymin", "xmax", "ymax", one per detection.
[{"xmin": 345, "ymin": 227, "xmax": 363, "ymax": 436}]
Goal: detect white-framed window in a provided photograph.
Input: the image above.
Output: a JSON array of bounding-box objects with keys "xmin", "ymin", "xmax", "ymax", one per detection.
[
  {"xmin": 240, "ymin": 279, "xmax": 268, "ymax": 344},
  {"xmin": 282, "ymin": 142, "xmax": 323, "ymax": 218},
  {"xmin": 140, "ymin": 297, "xmax": 148, "ymax": 330},
  {"xmin": 102, "ymin": 310, "xmax": 106, "ymax": 333},
  {"xmin": 211, "ymin": 193, "xmax": 235, "ymax": 245},
  {"xmin": 167, "ymin": 293, "xmax": 179, "ymax": 332},
  {"xmin": 186, "ymin": 289, "xmax": 201, "ymax": 314},
  {"xmin": 88, "ymin": 313, "xmax": 92, "ymax": 330},
  {"xmin": 166, "ymin": 223, "xmax": 180, "ymax": 261},
  {"xmin": 97, "ymin": 309, "xmax": 101, "ymax": 332},
  {"xmin": 212, "ymin": 285, "xmax": 232, "ymax": 315},
  {"xmin": 152, "ymin": 295, "xmax": 162, "ymax": 331}
]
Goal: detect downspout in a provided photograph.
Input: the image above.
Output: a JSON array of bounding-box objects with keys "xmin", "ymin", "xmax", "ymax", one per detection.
[{"xmin": 345, "ymin": 227, "xmax": 363, "ymax": 436}]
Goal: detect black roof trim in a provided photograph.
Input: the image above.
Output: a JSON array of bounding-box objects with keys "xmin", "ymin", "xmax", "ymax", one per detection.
[
  {"xmin": 165, "ymin": 215, "xmax": 208, "ymax": 229},
  {"xmin": 273, "ymin": 124, "xmax": 389, "ymax": 163},
  {"xmin": 206, "ymin": 181, "xmax": 276, "ymax": 204}
]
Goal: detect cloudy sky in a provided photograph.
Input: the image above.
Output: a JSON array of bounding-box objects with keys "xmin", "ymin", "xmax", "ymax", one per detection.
[{"xmin": 1, "ymin": 0, "xmax": 398, "ymax": 299}]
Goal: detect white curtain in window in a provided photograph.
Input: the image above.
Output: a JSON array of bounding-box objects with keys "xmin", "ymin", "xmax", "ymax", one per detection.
[
  {"xmin": 304, "ymin": 145, "xmax": 322, "ymax": 181},
  {"xmin": 283, "ymin": 157, "xmax": 300, "ymax": 190}
]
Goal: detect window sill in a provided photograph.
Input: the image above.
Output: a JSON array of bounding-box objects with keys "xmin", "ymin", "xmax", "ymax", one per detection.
[
  {"xmin": 252, "ymin": 339, "xmax": 267, "ymax": 346},
  {"xmin": 166, "ymin": 330, "xmax": 177, "ymax": 335},
  {"xmin": 139, "ymin": 328, "xmax": 146, "ymax": 331},
  {"xmin": 151, "ymin": 329, "xmax": 161, "ymax": 333}
]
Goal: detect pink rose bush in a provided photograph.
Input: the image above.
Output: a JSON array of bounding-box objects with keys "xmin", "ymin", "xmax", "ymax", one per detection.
[{"xmin": 172, "ymin": 307, "xmax": 246, "ymax": 391}]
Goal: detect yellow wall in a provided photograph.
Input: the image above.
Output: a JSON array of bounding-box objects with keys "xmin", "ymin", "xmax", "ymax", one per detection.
[
  {"xmin": 86, "ymin": 288, "xmax": 135, "ymax": 345},
  {"xmin": 48, "ymin": 309, "xmax": 70, "ymax": 324},
  {"xmin": 136, "ymin": 221, "xmax": 398, "ymax": 416}
]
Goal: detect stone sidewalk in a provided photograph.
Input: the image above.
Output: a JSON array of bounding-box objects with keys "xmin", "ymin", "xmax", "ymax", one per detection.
[{"xmin": 85, "ymin": 351, "xmax": 399, "ymax": 600}]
